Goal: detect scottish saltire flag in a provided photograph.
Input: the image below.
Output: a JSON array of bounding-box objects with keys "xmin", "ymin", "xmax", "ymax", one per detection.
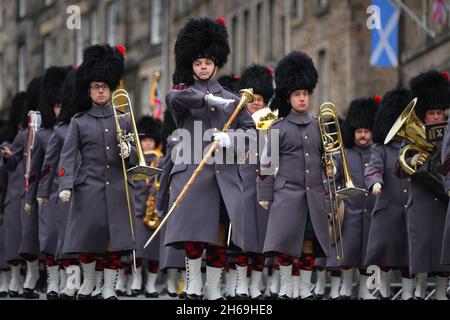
[
  {"xmin": 370, "ymin": 0, "xmax": 400, "ymax": 68},
  {"xmin": 432, "ymin": 0, "xmax": 448, "ymax": 26},
  {"xmin": 150, "ymin": 76, "xmax": 162, "ymax": 120}
]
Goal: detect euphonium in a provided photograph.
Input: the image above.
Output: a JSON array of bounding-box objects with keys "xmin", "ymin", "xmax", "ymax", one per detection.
[
  {"xmin": 318, "ymin": 102, "xmax": 366, "ymax": 261},
  {"xmin": 384, "ymin": 98, "xmax": 435, "ymax": 175},
  {"xmin": 143, "ymin": 150, "xmax": 164, "ymax": 230},
  {"xmin": 384, "ymin": 98, "xmax": 445, "ymax": 197}
]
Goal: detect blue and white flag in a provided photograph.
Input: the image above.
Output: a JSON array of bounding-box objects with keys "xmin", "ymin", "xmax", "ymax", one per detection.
[{"xmin": 370, "ymin": 0, "xmax": 400, "ymax": 68}]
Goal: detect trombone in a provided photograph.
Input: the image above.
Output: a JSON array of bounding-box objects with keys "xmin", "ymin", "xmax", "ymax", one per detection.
[
  {"xmin": 318, "ymin": 102, "xmax": 366, "ymax": 261},
  {"xmin": 111, "ymin": 89, "xmax": 163, "ymax": 270}
]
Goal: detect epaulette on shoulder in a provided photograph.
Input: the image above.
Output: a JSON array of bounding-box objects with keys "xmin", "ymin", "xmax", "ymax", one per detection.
[
  {"xmin": 72, "ymin": 112, "xmax": 86, "ymax": 119},
  {"xmin": 222, "ymin": 87, "xmax": 239, "ymax": 98},
  {"xmin": 172, "ymin": 83, "xmax": 189, "ymax": 91}
]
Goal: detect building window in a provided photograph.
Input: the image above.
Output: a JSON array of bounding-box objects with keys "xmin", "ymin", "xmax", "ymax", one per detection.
[
  {"xmin": 18, "ymin": 0, "xmax": 27, "ymax": 19},
  {"xmin": 151, "ymin": 0, "xmax": 162, "ymax": 45},
  {"xmin": 76, "ymin": 23, "xmax": 84, "ymax": 65},
  {"xmin": 18, "ymin": 45, "xmax": 26, "ymax": 92},
  {"xmin": 231, "ymin": 15, "xmax": 238, "ymax": 73},
  {"xmin": 256, "ymin": 2, "xmax": 263, "ymax": 63},
  {"xmin": 243, "ymin": 9, "xmax": 250, "ymax": 68},
  {"xmin": 106, "ymin": 1, "xmax": 118, "ymax": 45},
  {"xmin": 0, "ymin": 0, "xmax": 4, "ymax": 28},
  {"xmin": 267, "ymin": 0, "xmax": 276, "ymax": 60},
  {"xmin": 0, "ymin": 54, "xmax": 3, "ymax": 103},
  {"xmin": 314, "ymin": 0, "xmax": 329, "ymax": 16},
  {"xmin": 90, "ymin": 10, "xmax": 98, "ymax": 45},
  {"xmin": 141, "ymin": 77, "xmax": 150, "ymax": 115},
  {"xmin": 318, "ymin": 49, "xmax": 327, "ymax": 103},
  {"xmin": 43, "ymin": 35, "xmax": 53, "ymax": 69},
  {"xmin": 292, "ymin": 0, "xmax": 304, "ymax": 20}
]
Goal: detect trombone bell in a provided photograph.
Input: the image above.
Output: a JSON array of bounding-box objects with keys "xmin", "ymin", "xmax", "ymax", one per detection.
[{"xmin": 111, "ymin": 89, "xmax": 162, "ymax": 180}]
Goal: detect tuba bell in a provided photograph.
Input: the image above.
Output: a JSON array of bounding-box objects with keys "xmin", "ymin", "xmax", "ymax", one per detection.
[
  {"xmin": 252, "ymin": 107, "xmax": 279, "ymax": 131},
  {"xmin": 384, "ymin": 98, "xmax": 445, "ymax": 197},
  {"xmin": 318, "ymin": 102, "xmax": 367, "ymax": 261}
]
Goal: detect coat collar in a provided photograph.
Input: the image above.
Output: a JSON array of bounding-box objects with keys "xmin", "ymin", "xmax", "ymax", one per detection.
[
  {"xmin": 192, "ymin": 80, "xmax": 222, "ymax": 94},
  {"xmin": 88, "ymin": 102, "xmax": 114, "ymax": 118},
  {"xmin": 286, "ymin": 110, "xmax": 313, "ymax": 125},
  {"xmin": 352, "ymin": 144, "xmax": 372, "ymax": 155}
]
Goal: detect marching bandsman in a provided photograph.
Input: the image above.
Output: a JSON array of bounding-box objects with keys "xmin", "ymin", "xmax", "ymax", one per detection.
[
  {"xmin": 2, "ymin": 78, "xmax": 43, "ymax": 298},
  {"xmin": 157, "ymin": 109, "xmax": 187, "ymax": 298},
  {"xmin": 25, "ymin": 65, "xmax": 72, "ymax": 300},
  {"xmin": 58, "ymin": 44, "xmax": 138, "ymax": 300},
  {"xmin": 326, "ymin": 97, "xmax": 378, "ymax": 300},
  {"xmin": 165, "ymin": 17, "xmax": 255, "ymax": 300},
  {"xmin": 397, "ymin": 70, "xmax": 450, "ymax": 300},
  {"xmin": 130, "ymin": 116, "xmax": 163, "ymax": 298},
  {"xmin": 364, "ymin": 89, "xmax": 412, "ymax": 300},
  {"xmin": 36, "ymin": 68, "xmax": 81, "ymax": 300},
  {"xmin": 0, "ymin": 92, "xmax": 27, "ymax": 297},
  {"xmin": 257, "ymin": 51, "xmax": 331, "ymax": 300},
  {"xmin": 442, "ymin": 110, "xmax": 450, "ymax": 267},
  {"xmin": 231, "ymin": 65, "xmax": 274, "ymax": 299}
]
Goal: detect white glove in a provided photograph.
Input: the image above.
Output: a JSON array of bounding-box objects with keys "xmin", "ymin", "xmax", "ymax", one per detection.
[
  {"xmin": 37, "ymin": 197, "xmax": 49, "ymax": 207},
  {"xmin": 119, "ymin": 141, "xmax": 131, "ymax": 159},
  {"xmin": 372, "ymin": 183, "xmax": 382, "ymax": 196},
  {"xmin": 213, "ymin": 132, "xmax": 232, "ymax": 149},
  {"xmin": 59, "ymin": 190, "xmax": 72, "ymax": 203},
  {"xmin": 206, "ymin": 94, "xmax": 235, "ymax": 108},
  {"xmin": 411, "ymin": 153, "xmax": 428, "ymax": 167},
  {"xmin": 24, "ymin": 203, "xmax": 32, "ymax": 215}
]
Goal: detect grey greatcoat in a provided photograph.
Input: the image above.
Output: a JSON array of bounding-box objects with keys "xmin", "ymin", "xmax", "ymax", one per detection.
[
  {"xmin": 1, "ymin": 138, "xmax": 24, "ymax": 263},
  {"xmin": 238, "ymin": 132, "xmax": 269, "ymax": 254},
  {"xmin": 257, "ymin": 111, "xmax": 329, "ymax": 258},
  {"xmin": 2, "ymin": 130, "xmax": 40, "ymax": 256},
  {"xmin": 37, "ymin": 123, "xmax": 77, "ymax": 259},
  {"xmin": 134, "ymin": 153, "xmax": 160, "ymax": 262},
  {"xmin": 398, "ymin": 144, "xmax": 450, "ymax": 274},
  {"xmin": 59, "ymin": 104, "xmax": 138, "ymax": 255},
  {"xmin": 327, "ymin": 145, "xmax": 375, "ymax": 268},
  {"xmin": 441, "ymin": 118, "xmax": 450, "ymax": 265},
  {"xmin": 364, "ymin": 141, "xmax": 410, "ymax": 267},
  {"xmin": 164, "ymin": 80, "xmax": 255, "ymax": 250},
  {"xmin": 26, "ymin": 127, "xmax": 54, "ymax": 255},
  {"xmin": 156, "ymin": 139, "xmax": 185, "ymax": 270},
  {"xmin": 0, "ymin": 147, "xmax": 8, "ymax": 269}
]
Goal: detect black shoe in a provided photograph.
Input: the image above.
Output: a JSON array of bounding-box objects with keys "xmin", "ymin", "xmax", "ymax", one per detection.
[
  {"xmin": 46, "ymin": 291, "xmax": 59, "ymax": 300},
  {"xmin": 178, "ymin": 292, "xmax": 187, "ymax": 299},
  {"xmin": 77, "ymin": 294, "xmax": 93, "ymax": 300},
  {"xmin": 314, "ymin": 294, "xmax": 324, "ymax": 300},
  {"xmin": 105, "ymin": 296, "xmax": 119, "ymax": 300},
  {"xmin": 186, "ymin": 293, "xmax": 202, "ymax": 300},
  {"xmin": 167, "ymin": 291, "xmax": 178, "ymax": 298},
  {"xmin": 131, "ymin": 289, "xmax": 142, "ymax": 297},
  {"xmin": 278, "ymin": 295, "xmax": 291, "ymax": 300},
  {"xmin": 23, "ymin": 288, "xmax": 40, "ymax": 299},
  {"xmin": 337, "ymin": 295, "xmax": 351, "ymax": 300},
  {"xmin": 59, "ymin": 293, "xmax": 77, "ymax": 300},
  {"xmin": 116, "ymin": 290, "xmax": 127, "ymax": 297},
  {"xmin": 251, "ymin": 294, "xmax": 265, "ymax": 300},
  {"xmin": 8, "ymin": 291, "xmax": 22, "ymax": 298},
  {"xmin": 301, "ymin": 294, "xmax": 316, "ymax": 300},
  {"xmin": 145, "ymin": 292, "xmax": 159, "ymax": 298},
  {"xmin": 234, "ymin": 294, "xmax": 249, "ymax": 300},
  {"xmin": 0, "ymin": 292, "xmax": 8, "ymax": 298}
]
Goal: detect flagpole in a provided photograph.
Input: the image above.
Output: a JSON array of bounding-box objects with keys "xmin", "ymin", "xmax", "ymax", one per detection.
[{"xmin": 392, "ymin": 0, "xmax": 436, "ymax": 38}]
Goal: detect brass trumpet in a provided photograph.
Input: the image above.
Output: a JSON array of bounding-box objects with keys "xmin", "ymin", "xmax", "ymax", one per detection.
[{"xmin": 318, "ymin": 102, "xmax": 366, "ymax": 261}]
